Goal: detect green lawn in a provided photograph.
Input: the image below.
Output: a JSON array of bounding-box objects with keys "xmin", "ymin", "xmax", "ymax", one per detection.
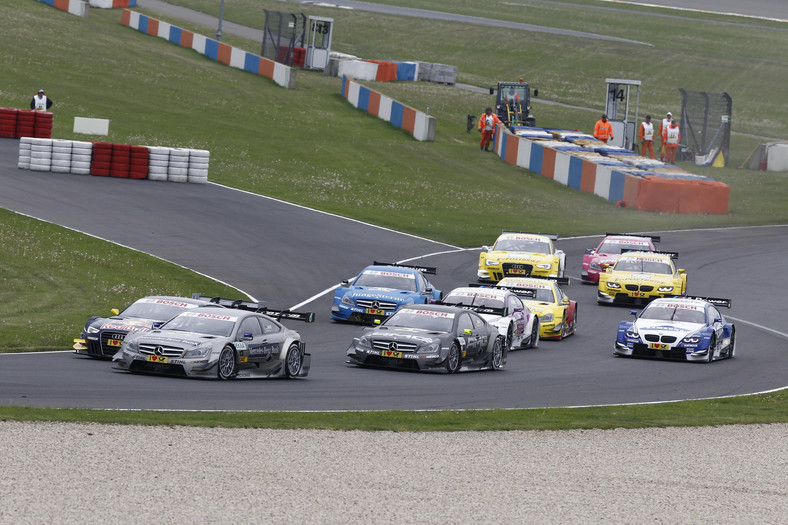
[{"xmin": 0, "ymin": 0, "xmax": 785, "ymax": 429}]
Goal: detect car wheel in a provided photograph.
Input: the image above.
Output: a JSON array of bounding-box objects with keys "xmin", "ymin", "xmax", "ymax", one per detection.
[
  {"xmin": 490, "ymin": 337, "xmax": 504, "ymax": 370},
  {"xmin": 217, "ymin": 345, "xmax": 237, "ymax": 380},
  {"xmin": 284, "ymin": 343, "xmax": 302, "ymax": 378},
  {"xmin": 529, "ymin": 317, "xmax": 540, "ymax": 349},
  {"xmin": 572, "ymin": 308, "xmax": 578, "ymax": 335},
  {"xmin": 706, "ymin": 335, "xmax": 716, "ymax": 363},
  {"xmin": 728, "ymin": 329, "xmax": 736, "ymax": 358},
  {"xmin": 506, "ymin": 323, "xmax": 514, "ymax": 351},
  {"xmin": 445, "ymin": 342, "xmax": 461, "ymax": 374}
]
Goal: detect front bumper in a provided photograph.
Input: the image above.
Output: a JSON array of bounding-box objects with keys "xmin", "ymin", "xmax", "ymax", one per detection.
[
  {"xmin": 332, "ymin": 304, "xmax": 397, "ymax": 324},
  {"xmin": 597, "ymin": 289, "xmax": 675, "ymax": 305},
  {"xmin": 614, "ymin": 340, "xmax": 711, "ymax": 362},
  {"xmin": 346, "ymin": 345, "xmax": 449, "ymax": 371}
]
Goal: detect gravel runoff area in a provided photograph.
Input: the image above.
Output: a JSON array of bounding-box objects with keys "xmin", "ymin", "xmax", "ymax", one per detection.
[{"xmin": 1, "ymin": 422, "xmax": 786, "ymax": 524}]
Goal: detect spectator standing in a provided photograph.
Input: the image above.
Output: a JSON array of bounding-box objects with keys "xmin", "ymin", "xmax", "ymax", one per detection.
[
  {"xmin": 477, "ymin": 106, "xmax": 502, "ymax": 152},
  {"xmin": 639, "ymin": 115, "xmax": 655, "ymax": 159},
  {"xmin": 658, "ymin": 111, "xmax": 672, "ymax": 160},
  {"xmin": 30, "ymin": 89, "xmax": 53, "ymax": 111},
  {"xmin": 664, "ymin": 119, "xmax": 681, "ymax": 164},
  {"xmin": 593, "ymin": 114, "xmax": 613, "ymax": 144}
]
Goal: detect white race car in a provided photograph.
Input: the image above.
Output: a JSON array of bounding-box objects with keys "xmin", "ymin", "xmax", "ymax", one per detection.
[
  {"xmin": 442, "ymin": 286, "xmax": 539, "ymax": 351},
  {"xmin": 614, "ymin": 296, "xmax": 735, "ymax": 363}
]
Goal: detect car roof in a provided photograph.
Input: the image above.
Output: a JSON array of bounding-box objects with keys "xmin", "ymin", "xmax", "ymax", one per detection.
[
  {"xmin": 649, "ymin": 297, "xmax": 707, "ymax": 307},
  {"xmin": 498, "ymin": 277, "xmax": 556, "ymax": 288},
  {"xmin": 399, "ymin": 303, "xmax": 466, "ymax": 315},
  {"xmin": 139, "ymin": 295, "xmax": 215, "ymax": 306},
  {"xmin": 174, "ymin": 306, "xmax": 248, "ymax": 318},
  {"xmin": 601, "ymin": 235, "xmax": 652, "ymax": 244},
  {"xmin": 447, "ymin": 287, "xmax": 509, "ymax": 298},
  {"xmin": 362, "ymin": 265, "xmax": 420, "ymax": 275},
  {"xmin": 497, "ymin": 232, "xmax": 552, "ymax": 242},
  {"xmin": 617, "ymin": 251, "xmax": 671, "ymax": 261}
]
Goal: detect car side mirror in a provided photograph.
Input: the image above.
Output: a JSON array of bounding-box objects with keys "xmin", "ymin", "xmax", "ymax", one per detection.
[
  {"xmin": 482, "ymin": 245, "xmax": 490, "ymax": 252},
  {"xmin": 374, "ymin": 319, "xmax": 382, "ymax": 325},
  {"xmin": 678, "ymin": 269, "xmax": 686, "ymax": 274},
  {"xmin": 629, "ymin": 310, "xmax": 637, "ymax": 317},
  {"xmin": 340, "ymin": 280, "xmax": 349, "ymax": 287},
  {"xmin": 424, "ymin": 287, "xmax": 433, "ymax": 295},
  {"xmin": 111, "ymin": 308, "xmax": 120, "ymax": 315},
  {"xmin": 713, "ymin": 317, "xmax": 722, "ymax": 324},
  {"xmin": 241, "ymin": 332, "xmax": 254, "ymax": 341},
  {"xmin": 563, "ymin": 298, "xmax": 569, "ymax": 304},
  {"xmin": 464, "ymin": 328, "xmax": 472, "ymax": 334},
  {"xmin": 585, "ymin": 248, "xmax": 594, "ymax": 254}
]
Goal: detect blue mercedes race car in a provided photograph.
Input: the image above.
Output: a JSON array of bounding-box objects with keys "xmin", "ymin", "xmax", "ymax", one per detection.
[
  {"xmin": 614, "ymin": 296, "xmax": 735, "ymax": 363},
  {"xmin": 332, "ymin": 261, "xmax": 442, "ymax": 324}
]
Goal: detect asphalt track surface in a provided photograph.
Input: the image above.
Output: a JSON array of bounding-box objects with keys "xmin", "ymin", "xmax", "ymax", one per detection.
[{"xmin": 1, "ymin": 137, "xmax": 787, "ymax": 411}]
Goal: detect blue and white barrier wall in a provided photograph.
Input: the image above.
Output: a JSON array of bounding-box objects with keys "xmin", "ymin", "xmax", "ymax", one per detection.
[
  {"xmin": 341, "ymin": 76, "xmax": 435, "ymax": 142},
  {"xmin": 337, "ymin": 59, "xmax": 418, "ymax": 82},
  {"xmin": 121, "ymin": 10, "xmax": 296, "ymax": 89},
  {"xmin": 37, "ymin": 0, "xmax": 88, "ymax": 17}
]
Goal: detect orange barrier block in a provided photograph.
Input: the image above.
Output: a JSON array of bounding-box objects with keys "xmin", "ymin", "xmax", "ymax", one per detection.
[
  {"xmin": 580, "ymin": 160, "xmax": 596, "ymax": 193},
  {"xmin": 368, "ymin": 91, "xmax": 381, "ymax": 116},
  {"xmin": 146, "ymin": 18, "xmax": 159, "ymax": 36},
  {"xmin": 505, "ymin": 133, "xmax": 520, "ymax": 166},
  {"xmin": 369, "ymin": 60, "xmax": 397, "ymax": 82},
  {"xmin": 259, "ymin": 57, "xmax": 274, "ymax": 78},
  {"xmin": 54, "ymin": 0, "xmax": 69, "ymax": 9},
  {"xmin": 402, "ymin": 106, "xmax": 416, "ymax": 135},
  {"xmin": 541, "ymin": 147, "xmax": 556, "ymax": 179},
  {"xmin": 180, "ymin": 30, "xmax": 194, "ymax": 49},
  {"xmin": 622, "ymin": 173, "xmax": 641, "ymax": 208},
  {"xmin": 217, "ymin": 42, "xmax": 232, "ymax": 65},
  {"xmin": 636, "ymin": 177, "xmax": 683, "ymax": 213},
  {"xmin": 678, "ymin": 180, "xmax": 730, "ymax": 214},
  {"xmin": 121, "ymin": 8, "xmax": 131, "ymax": 26}
]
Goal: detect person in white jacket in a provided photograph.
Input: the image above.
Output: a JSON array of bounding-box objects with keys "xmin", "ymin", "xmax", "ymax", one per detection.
[{"xmin": 30, "ymin": 89, "xmax": 53, "ymax": 111}]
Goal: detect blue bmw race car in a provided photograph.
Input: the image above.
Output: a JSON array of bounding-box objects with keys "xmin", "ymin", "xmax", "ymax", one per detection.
[{"xmin": 332, "ymin": 262, "xmax": 442, "ymax": 324}]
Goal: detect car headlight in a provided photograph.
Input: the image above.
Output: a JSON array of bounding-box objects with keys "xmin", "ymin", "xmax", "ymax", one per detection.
[
  {"xmin": 357, "ymin": 335, "xmax": 372, "ymax": 348},
  {"xmin": 183, "ymin": 343, "xmax": 213, "ymax": 358},
  {"xmin": 341, "ymin": 294, "xmax": 354, "ymax": 306},
  {"xmin": 121, "ymin": 338, "xmax": 138, "ymax": 354},
  {"xmin": 682, "ymin": 334, "xmax": 702, "ymax": 344},
  {"xmin": 658, "ymin": 286, "xmax": 674, "ymax": 292},
  {"xmin": 535, "ymin": 263, "xmax": 551, "ymax": 269},
  {"xmin": 589, "ymin": 262, "xmax": 603, "ymax": 271},
  {"xmin": 419, "ymin": 341, "xmax": 440, "ymax": 354},
  {"xmin": 626, "ymin": 327, "xmax": 639, "ymax": 338},
  {"xmin": 539, "ymin": 313, "xmax": 553, "ymax": 323},
  {"xmin": 607, "ymin": 282, "xmax": 621, "ymax": 289},
  {"xmin": 86, "ymin": 326, "xmax": 100, "ymax": 334},
  {"xmin": 486, "ymin": 259, "xmax": 499, "ymax": 266}
]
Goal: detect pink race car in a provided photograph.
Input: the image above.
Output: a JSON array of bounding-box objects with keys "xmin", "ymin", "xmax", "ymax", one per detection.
[{"xmin": 581, "ymin": 233, "xmax": 659, "ymax": 284}]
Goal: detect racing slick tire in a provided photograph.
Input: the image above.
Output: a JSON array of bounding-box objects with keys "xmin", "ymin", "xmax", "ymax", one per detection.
[
  {"xmin": 490, "ymin": 337, "xmax": 504, "ymax": 370},
  {"xmin": 728, "ymin": 330, "xmax": 736, "ymax": 358},
  {"xmin": 284, "ymin": 343, "xmax": 303, "ymax": 378},
  {"xmin": 528, "ymin": 317, "xmax": 540, "ymax": 349},
  {"xmin": 218, "ymin": 345, "xmax": 237, "ymax": 380},
  {"xmin": 505, "ymin": 323, "xmax": 515, "ymax": 352},
  {"xmin": 445, "ymin": 342, "xmax": 461, "ymax": 374},
  {"xmin": 706, "ymin": 335, "xmax": 716, "ymax": 363}
]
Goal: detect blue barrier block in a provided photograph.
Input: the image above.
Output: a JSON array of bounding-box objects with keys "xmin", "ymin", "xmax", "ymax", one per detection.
[
  {"xmin": 169, "ymin": 26, "xmax": 182, "ymax": 45},
  {"xmin": 341, "ymin": 75, "xmax": 347, "ymax": 98},
  {"xmin": 243, "ymin": 53, "xmax": 260, "ymax": 74},
  {"xmin": 567, "ymin": 156, "xmax": 583, "ymax": 189},
  {"xmin": 609, "ymin": 170, "xmax": 626, "ymax": 202},
  {"xmin": 529, "ymin": 141, "xmax": 543, "ymax": 174},
  {"xmin": 204, "ymin": 39, "xmax": 219, "ymax": 61},
  {"xmin": 138, "ymin": 15, "xmax": 148, "ymax": 33},
  {"xmin": 39, "ymin": 0, "xmax": 55, "ymax": 6},
  {"xmin": 396, "ymin": 62, "xmax": 417, "ymax": 81},
  {"xmin": 358, "ymin": 86, "xmax": 370, "ymax": 111},
  {"xmin": 390, "ymin": 102, "xmax": 404, "ymax": 128}
]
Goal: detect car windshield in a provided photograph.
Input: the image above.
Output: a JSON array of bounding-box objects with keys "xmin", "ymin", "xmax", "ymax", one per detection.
[
  {"xmin": 162, "ymin": 312, "xmax": 236, "ymax": 337},
  {"xmin": 386, "ymin": 310, "xmax": 454, "ymax": 332},
  {"xmin": 641, "ymin": 305, "xmax": 705, "ymax": 324},
  {"xmin": 598, "ymin": 241, "xmax": 650, "ymax": 254},
  {"xmin": 119, "ymin": 299, "xmax": 196, "ymax": 321},
  {"xmin": 354, "ymin": 270, "xmax": 417, "ymax": 292},
  {"xmin": 444, "ymin": 292, "xmax": 504, "ymax": 309},
  {"xmin": 614, "ymin": 259, "xmax": 672, "ymax": 274},
  {"xmin": 493, "ymin": 239, "xmax": 550, "ymax": 253},
  {"xmin": 527, "ymin": 288, "xmax": 555, "ymax": 302}
]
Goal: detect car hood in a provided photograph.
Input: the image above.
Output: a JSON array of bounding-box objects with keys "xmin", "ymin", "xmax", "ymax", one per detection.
[
  {"xmin": 129, "ymin": 329, "xmax": 227, "ymax": 347},
  {"xmin": 634, "ymin": 319, "xmax": 702, "ymax": 337},
  {"xmin": 608, "ymin": 271, "xmax": 675, "ymax": 284},
  {"xmin": 93, "ymin": 317, "xmax": 158, "ymax": 333},
  {"xmin": 344, "ymin": 287, "xmax": 420, "ymax": 301},
  {"xmin": 371, "ymin": 326, "xmax": 445, "ymax": 344},
  {"xmin": 487, "ymin": 251, "xmax": 552, "ymax": 263},
  {"xmin": 520, "ymin": 301, "xmax": 556, "ymax": 316}
]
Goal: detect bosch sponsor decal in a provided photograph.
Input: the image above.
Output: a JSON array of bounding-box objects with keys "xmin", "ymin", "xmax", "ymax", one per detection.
[
  {"xmin": 364, "ymin": 270, "xmax": 414, "ymax": 279},
  {"xmin": 180, "ymin": 311, "xmax": 236, "ymax": 322},
  {"xmin": 451, "ymin": 289, "xmax": 504, "ymax": 300},
  {"xmin": 608, "ymin": 239, "xmax": 649, "ymax": 246},
  {"xmin": 623, "ymin": 255, "xmax": 670, "ymax": 263},
  {"xmin": 412, "ymin": 310, "xmax": 454, "ymax": 319},
  {"xmin": 502, "ymin": 234, "xmax": 544, "ymax": 242},
  {"xmin": 660, "ymin": 303, "xmax": 702, "ymax": 311},
  {"xmin": 137, "ymin": 298, "xmax": 198, "ymax": 308}
]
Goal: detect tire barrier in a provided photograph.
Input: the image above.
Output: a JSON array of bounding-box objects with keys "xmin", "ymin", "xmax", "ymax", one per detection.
[
  {"xmin": 341, "ymin": 76, "xmax": 436, "ymax": 142},
  {"xmin": 0, "ymin": 108, "xmax": 53, "ymax": 139},
  {"xmin": 17, "ymin": 137, "xmax": 209, "ymax": 184},
  {"xmin": 121, "ymin": 10, "xmax": 296, "ymax": 90},
  {"xmin": 36, "ymin": 0, "xmax": 88, "ymax": 17},
  {"xmin": 494, "ymin": 125, "xmax": 729, "ymax": 214}
]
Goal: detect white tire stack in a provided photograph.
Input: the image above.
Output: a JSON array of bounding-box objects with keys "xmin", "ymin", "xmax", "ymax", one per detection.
[
  {"xmin": 168, "ymin": 147, "xmax": 190, "ymax": 183},
  {"xmin": 147, "ymin": 146, "xmax": 170, "ymax": 181},
  {"xmin": 29, "ymin": 138, "xmax": 53, "ymax": 172},
  {"xmin": 71, "ymin": 141, "xmax": 93, "ymax": 175},
  {"xmin": 18, "ymin": 137, "xmax": 32, "ymax": 169},
  {"xmin": 51, "ymin": 139, "xmax": 73, "ymax": 173},
  {"xmin": 188, "ymin": 149, "xmax": 210, "ymax": 184}
]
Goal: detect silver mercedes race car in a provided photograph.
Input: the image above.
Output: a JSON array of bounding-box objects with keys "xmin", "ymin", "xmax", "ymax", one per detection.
[
  {"xmin": 346, "ymin": 303, "xmax": 506, "ymax": 373},
  {"xmin": 113, "ymin": 298, "xmax": 314, "ymax": 379}
]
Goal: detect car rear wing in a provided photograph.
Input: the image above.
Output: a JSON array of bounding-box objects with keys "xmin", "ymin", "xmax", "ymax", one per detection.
[
  {"xmin": 606, "ymin": 232, "xmax": 661, "ymax": 243},
  {"xmin": 502, "ymin": 230, "xmax": 558, "ymax": 241},
  {"xmin": 191, "ymin": 294, "xmax": 315, "ymax": 322},
  {"xmin": 652, "ymin": 251, "xmax": 679, "ymax": 259},
  {"xmin": 437, "ymin": 300, "xmax": 508, "ymax": 317},
  {"xmin": 487, "ymin": 285, "xmax": 536, "ymax": 298},
  {"xmin": 686, "ymin": 296, "xmax": 732, "ymax": 308},
  {"xmin": 373, "ymin": 261, "xmax": 437, "ymax": 275}
]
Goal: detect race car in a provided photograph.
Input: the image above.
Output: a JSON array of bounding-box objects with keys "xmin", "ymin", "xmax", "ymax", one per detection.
[
  {"xmin": 614, "ymin": 296, "xmax": 735, "ymax": 362},
  {"xmin": 112, "ymin": 299, "xmax": 315, "ymax": 379},
  {"xmin": 442, "ymin": 286, "xmax": 539, "ymax": 350},
  {"xmin": 581, "ymin": 233, "xmax": 659, "ymax": 284},
  {"xmin": 597, "ymin": 251, "xmax": 687, "ymax": 305},
  {"xmin": 73, "ymin": 295, "xmax": 217, "ymax": 358},
  {"xmin": 478, "ymin": 232, "xmax": 565, "ymax": 282},
  {"xmin": 496, "ymin": 277, "xmax": 577, "ymax": 339},
  {"xmin": 332, "ymin": 261, "xmax": 442, "ymax": 324},
  {"xmin": 346, "ymin": 303, "xmax": 506, "ymax": 373}
]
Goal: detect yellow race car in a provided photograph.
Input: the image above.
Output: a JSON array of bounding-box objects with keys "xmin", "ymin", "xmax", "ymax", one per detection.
[
  {"xmin": 597, "ymin": 251, "xmax": 687, "ymax": 305},
  {"xmin": 478, "ymin": 232, "xmax": 565, "ymax": 282},
  {"xmin": 496, "ymin": 277, "xmax": 577, "ymax": 340}
]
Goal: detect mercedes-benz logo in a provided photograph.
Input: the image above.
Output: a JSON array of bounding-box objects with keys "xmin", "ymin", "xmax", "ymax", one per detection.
[
  {"xmin": 372, "ymin": 301, "xmax": 380, "ymax": 309},
  {"xmin": 154, "ymin": 346, "xmax": 164, "ymax": 356},
  {"xmin": 388, "ymin": 342, "xmax": 398, "ymax": 351}
]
